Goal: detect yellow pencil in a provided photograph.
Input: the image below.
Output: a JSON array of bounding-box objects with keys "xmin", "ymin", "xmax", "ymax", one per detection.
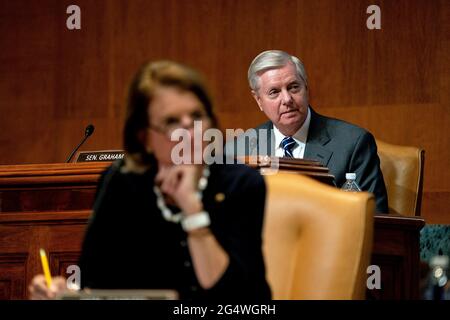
[{"xmin": 39, "ymin": 248, "xmax": 52, "ymax": 288}]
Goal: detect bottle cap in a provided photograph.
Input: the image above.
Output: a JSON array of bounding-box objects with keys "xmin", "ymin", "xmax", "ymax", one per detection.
[{"xmin": 346, "ymin": 173, "xmax": 356, "ymax": 180}]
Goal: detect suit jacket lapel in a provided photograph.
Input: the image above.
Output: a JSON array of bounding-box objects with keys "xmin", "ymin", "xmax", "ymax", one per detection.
[{"xmin": 304, "ymin": 108, "xmax": 333, "ymax": 167}]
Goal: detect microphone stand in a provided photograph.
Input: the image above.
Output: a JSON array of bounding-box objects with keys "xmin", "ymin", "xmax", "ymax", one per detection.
[
  {"xmin": 66, "ymin": 134, "xmax": 90, "ymax": 163},
  {"xmin": 66, "ymin": 125, "xmax": 95, "ymax": 163}
]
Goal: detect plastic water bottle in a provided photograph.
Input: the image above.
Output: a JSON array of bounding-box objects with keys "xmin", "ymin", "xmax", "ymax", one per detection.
[
  {"xmin": 341, "ymin": 173, "xmax": 361, "ymax": 192},
  {"xmin": 429, "ymin": 255, "xmax": 449, "ymax": 300}
]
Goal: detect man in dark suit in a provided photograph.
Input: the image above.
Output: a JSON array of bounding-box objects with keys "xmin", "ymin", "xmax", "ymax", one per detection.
[{"xmin": 231, "ymin": 50, "xmax": 388, "ymax": 213}]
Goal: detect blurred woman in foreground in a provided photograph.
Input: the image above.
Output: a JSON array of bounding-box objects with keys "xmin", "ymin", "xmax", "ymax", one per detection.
[{"xmin": 29, "ymin": 60, "xmax": 271, "ymax": 301}]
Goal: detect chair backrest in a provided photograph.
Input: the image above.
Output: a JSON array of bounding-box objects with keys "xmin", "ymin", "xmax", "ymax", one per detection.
[
  {"xmin": 263, "ymin": 173, "xmax": 374, "ymax": 300},
  {"xmin": 376, "ymin": 139, "xmax": 425, "ymax": 216}
]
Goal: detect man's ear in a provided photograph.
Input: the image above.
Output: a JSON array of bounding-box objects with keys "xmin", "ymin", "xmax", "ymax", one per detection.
[
  {"xmin": 306, "ymin": 85, "xmax": 310, "ymax": 100},
  {"xmin": 251, "ymin": 90, "xmax": 263, "ymax": 111}
]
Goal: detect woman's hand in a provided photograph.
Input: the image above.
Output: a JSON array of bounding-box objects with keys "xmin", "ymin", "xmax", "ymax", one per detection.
[
  {"xmin": 28, "ymin": 275, "xmax": 67, "ymax": 300},
  {"xmin": 155, "ymin": 165, "xmax": 203, "ymax": 214}
]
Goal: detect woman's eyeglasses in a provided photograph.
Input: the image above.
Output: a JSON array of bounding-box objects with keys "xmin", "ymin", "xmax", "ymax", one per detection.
[{"xmin": 149, "ymin": 112, "xmax": 210, "ymax": 138}]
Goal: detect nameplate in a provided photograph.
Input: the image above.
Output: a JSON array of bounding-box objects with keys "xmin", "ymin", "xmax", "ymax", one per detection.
[{"xmin": 75, "ymin": 150, "xmax": 125, "ymax": 162}]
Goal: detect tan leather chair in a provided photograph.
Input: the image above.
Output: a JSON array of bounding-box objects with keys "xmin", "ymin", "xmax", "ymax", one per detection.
[
  {"xmin": 376, "ymin": 139, "xmax": 425, "ymax": 216},
  {"xmin": 263, "ymin": 173, "xmax": 374, "ymax": 300}
]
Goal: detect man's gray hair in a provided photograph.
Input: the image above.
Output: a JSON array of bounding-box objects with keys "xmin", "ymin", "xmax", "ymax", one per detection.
[{"xmin": 248, "ymin": 50, "xmax": 308, "ymax": 92}]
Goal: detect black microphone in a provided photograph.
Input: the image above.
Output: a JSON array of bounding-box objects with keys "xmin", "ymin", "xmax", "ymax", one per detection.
[{"xmin": 66, "ymin": 124, "xmax": 95, "ymax": 163}]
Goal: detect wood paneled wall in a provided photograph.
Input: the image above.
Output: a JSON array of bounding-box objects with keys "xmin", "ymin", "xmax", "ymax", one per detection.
[{"xmin": 0, "ymin": 0, "xmax": 448, "ymax": 223}]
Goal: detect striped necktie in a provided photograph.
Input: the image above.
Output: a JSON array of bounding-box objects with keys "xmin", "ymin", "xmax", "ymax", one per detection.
[{"xmin": 280, "ymin": 136, "xmax": 296, "ymax": 158}]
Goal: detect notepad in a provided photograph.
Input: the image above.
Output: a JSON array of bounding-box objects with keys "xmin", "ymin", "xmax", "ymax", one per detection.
[{"xmin": 57, "ymin": 289, "xmax": 179, "ymax": 300}]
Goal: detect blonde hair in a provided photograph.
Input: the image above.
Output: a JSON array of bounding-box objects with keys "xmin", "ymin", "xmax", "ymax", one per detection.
[{"xmin": 123, "ymin": 60, "xmax": 217, "ymax": 162}]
